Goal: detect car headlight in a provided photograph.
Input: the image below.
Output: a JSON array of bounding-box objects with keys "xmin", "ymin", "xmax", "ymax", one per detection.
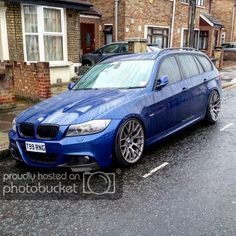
[
  {"xmin": 12, "ymin": 118, "xmax": 16, "ymax": 132},
  {"xmin": 66, "ymin": 120, "xmax": 111, "ymax": 137}
]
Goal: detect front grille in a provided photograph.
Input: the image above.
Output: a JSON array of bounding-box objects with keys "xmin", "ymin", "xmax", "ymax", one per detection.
[
  {"xmin": 26, "ymin": 152, "xmax": 58, "ymax": 164},
  {"xmin": 37, "ymin": 125, "xmax": 59, "ymax": 139},
  {"xmin": 19, "ymin": 123, "xmax": 34, "ymax": 138}
]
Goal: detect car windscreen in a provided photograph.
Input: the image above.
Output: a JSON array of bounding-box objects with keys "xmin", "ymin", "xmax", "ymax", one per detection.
[{"xmin": 72, "ymin": 60, "xmax": 154, "ymax": 90}]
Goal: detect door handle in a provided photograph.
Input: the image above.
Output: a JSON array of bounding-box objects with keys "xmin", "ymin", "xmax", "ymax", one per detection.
[{"xmin": 203, "ymin": 78, "xmax": 207, "ymax": 83}]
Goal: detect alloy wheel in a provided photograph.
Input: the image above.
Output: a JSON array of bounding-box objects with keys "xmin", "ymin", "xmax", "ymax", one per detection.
[
  {"xmin": 209, "ymin": 91, "xmax": 221, "ymax": 122},
  {"xmin": 119, "ymin": 119, "xmax": 145, "ymax": 164}
]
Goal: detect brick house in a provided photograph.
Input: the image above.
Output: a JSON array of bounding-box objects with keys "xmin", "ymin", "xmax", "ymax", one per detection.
[
  {"xmin": 0, "ymin": 0, "xmax": 95, "ymax": 84},
  {"xmin": 90, "ymin": 0, "xmax": 226, "ymax": 58},
  {"xmin": 210, "ymin": 0, "xmax": 236, "ymax": 43}
]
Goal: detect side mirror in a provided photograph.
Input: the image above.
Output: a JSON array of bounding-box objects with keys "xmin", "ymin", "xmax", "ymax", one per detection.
[
  {"xmin": 98, "ymin": 50, "xmax": 103, "ymax": 55},
  {"xmin": 156, "ymin": 75, "xmax": 169, "ymax": 89},
  {"xmin": 68, "ymin": 82, "xmax": 75, "ymax": 90}
]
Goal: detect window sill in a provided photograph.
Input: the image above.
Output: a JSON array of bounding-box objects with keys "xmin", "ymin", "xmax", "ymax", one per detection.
[
  {"xmin": 180, "ymin": 2, "xmax": 205, "ymax": 8},
  {"xmin": 49, "ymin": 62, "xmax": 80, "ymax": 68}
]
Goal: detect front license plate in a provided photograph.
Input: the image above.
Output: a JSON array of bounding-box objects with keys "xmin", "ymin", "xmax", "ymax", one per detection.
[{"xmin": 25, "ymin": 142, "xmax": 46, "ymax": 153}]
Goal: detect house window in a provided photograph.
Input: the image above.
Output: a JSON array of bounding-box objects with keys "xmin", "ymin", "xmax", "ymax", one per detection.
[
  {"xmin": 180, "ymin": 0, "xmax": 189, "ymax": 3},
  {"xmin": 23, "ymin": 5, "xmax": 65, "ymax": 62},
  {"xmin": 199, "ymin": 31, "xmax": 209, "ymax": 50},
  {"xmin": 147, "ymin": 27, "xmax": 169, "ymax": 48},
  {"xmin": 103, "ymin": 25, "xmax": 113, "ymax": 45},
  {"xmin": 180, "ymin": 0, "xmax": 204, "ymax": 7},
  {"xmin": 182, "ymin": 29, "xmax": 199, "ymax": 48},
  {"xmin": 196, "ymin": 0, "xmax": 204, "ymax": 6}
]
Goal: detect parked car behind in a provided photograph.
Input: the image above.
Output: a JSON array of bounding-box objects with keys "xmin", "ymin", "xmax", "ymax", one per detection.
[
  {"xmin": 82, "ymin": 42, "xmax": 129, "ymax": 66},
  {"xmin": 222, "ymin": 42, "xmax": 236, "ymax": 50},
  {"xmin": 81, "ymin": 42, "xmax": 161, "ymax": 66},
  {"xmin": 9, "ymin": 48, "xmax": 222, "ymax": 171}
]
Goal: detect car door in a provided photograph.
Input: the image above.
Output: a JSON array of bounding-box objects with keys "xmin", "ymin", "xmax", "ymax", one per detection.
[
  {"xmin": 148, "ymin": 55, "xmax": 190, "ymax": 138},
  {"xmin": 176, "ymin": 54, "xmax": 208, "ymax": 119}
]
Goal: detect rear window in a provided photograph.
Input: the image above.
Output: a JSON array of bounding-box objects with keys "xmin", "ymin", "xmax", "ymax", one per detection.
[
  {"xmin": 177, "ymin": 55, "xmax": 199, "ymax": 78},
  {"xmin": 193, "ymin": 56, "xmax": 204, "ymax": 74},
  {"xmin": 196, "ymin": 56, "xmax": 213, "ymax": 72}
]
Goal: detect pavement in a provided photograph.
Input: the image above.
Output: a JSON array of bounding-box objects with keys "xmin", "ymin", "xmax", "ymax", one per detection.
[
  {"xmin": 0, "ymin": 64, "xmax": 235, "ymax": 156},
  {"xmin": 0, "ymin": 85, "xmax": 235, "ymax": 235},
  {"xmin": 220, "ymin": 63, "xmax": 236, "ymax": 89}
]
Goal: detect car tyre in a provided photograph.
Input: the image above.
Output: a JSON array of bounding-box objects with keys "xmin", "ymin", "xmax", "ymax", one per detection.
[
  {"xmin": 205, "ymin": 90, "xmax": 221, "ymax": 124},
  {"xmin": 114, "ymin": 118, "xmax": 145, "ymax": 167}
]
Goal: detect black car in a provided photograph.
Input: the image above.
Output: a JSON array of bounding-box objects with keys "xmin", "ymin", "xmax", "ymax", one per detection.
[{"xmin": 81, "ymin": 42, "xmax": 128, "ymax": 66}]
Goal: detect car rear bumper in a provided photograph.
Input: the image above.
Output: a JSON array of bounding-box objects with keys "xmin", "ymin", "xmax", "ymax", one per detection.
[{"xmin": 8, "ymin": 120, "xmax": 120, "ymax": 170}]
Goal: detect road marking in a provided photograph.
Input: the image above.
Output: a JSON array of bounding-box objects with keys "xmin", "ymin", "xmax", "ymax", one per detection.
[
  {"xmin": 220, "ymin": 123, "xmax": 233, "ymax": 131},
  {"xmin": 143, "ymin": 162, "xmax": 169, "ymax": 178}
]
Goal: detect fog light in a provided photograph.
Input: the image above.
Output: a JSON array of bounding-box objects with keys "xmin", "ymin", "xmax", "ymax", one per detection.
[
  {"xmin": 67, "ymin": 155, "xmax": 93, "ymax": 165},
  {"xmin": 10, "ymin": 147, "xmax": 22, "ymax": 161}
]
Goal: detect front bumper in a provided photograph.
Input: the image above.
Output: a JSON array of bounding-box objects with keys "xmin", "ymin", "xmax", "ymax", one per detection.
[{"xmin": 8, "ymin": 120, "xmax": 120, "ymax": 170}]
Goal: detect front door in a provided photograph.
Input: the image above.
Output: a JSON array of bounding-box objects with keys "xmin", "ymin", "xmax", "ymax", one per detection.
[{"xmin": 81, "ymin": 23, "xmax": 95, "ymax": 55}]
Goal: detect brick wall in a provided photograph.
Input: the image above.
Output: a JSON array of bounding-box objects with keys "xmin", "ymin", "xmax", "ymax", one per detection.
[
  {"xmin": 211, "ymin": 0, "xmax": 236, "ymax": 42},
  {"xmin": 0, "ymin": 62, "xmax": 15, "ymax": 108},
  {"xmin": 80, "ymin": 16, "xmax": 101, "ymax": 49},
  {"xmin": 13, "ymin": 62, "xmax": 51, "ymax": 100},
  {"xmin": 124, "ymin": 0, "xmax": 172, "ymax": 40},
  {"xmin": 0, "ymin": 61, "xmax": 51, "ymax": 108},
  {"xmin": 67, "ymin": 9, "xmax": 81, "ymax": 63},
  {"xmin": 90, "ymin": 0, "xmax": 211, "ymax": 47},
  {"xmin": 90, "ymin": 0, "xmax": 126, "ymax": 44},
  {"xmin": 224, "ymin": 50, "xmax": 236, "ymax": 61},
  {"xmin": 5, "ymin": 2, "xmax": 24, "ymax": 61}
]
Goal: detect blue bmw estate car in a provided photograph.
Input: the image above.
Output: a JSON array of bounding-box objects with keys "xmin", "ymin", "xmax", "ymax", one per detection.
[{"xmin": 9, "ymin": 48, "xmax": 222, "ymax": 171}]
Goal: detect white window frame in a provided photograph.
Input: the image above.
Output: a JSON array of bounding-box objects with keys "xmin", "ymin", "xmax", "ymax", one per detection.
[
  {"xmin": 0, "ymin": 7, "xmax": 9, "ymax": 60},
  {"xmin": 144, "ymin": 25, "xmax": 170, "ymax": 47},
  {"xmin": 21, "ymin": 4, "xmax": 67, "ymax": 65},
  {"xmin": 180, "ymin": 0, "xmax": 204, "ymax": 7},
  {"xmin": 181, "ymin": 28, "xmax": 200, "ymax": 48}
]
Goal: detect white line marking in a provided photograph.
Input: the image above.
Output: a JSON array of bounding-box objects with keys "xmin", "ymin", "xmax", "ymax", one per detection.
[
  {"xmin": 220, "ymin": 123, "xmax": 233, "ymax": 131},
  {"xmin": 143, "ymin": 162, "xmax": 169, "ymax": 178}
]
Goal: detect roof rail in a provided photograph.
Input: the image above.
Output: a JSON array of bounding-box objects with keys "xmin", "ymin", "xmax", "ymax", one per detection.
[{"xmin": 157, "ymin": 47, "xmax": 200, "ymax": 57}]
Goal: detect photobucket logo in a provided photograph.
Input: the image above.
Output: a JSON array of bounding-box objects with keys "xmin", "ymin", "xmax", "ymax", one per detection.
[{"xmin": 2, "ymin": 182, "xmax": 78, "ymax": 196}]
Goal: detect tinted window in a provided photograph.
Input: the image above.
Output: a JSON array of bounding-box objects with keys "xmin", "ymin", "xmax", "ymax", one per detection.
[
  {"xmin": 158, "ymin": 56, "xmax": 182, "ymax": 84},
  {"xmin": 177, "ymin": 55, "xmax": 199, "ymax": 78},
  {"xmin": 193, "ymin": 56, "xmax": 204, "ymax": 74},
  {"xmin": 197, "ymin": 56, "xmax": 213, "ymax": 72},
  {"xmin": 120, "ymin": 44, "xmax": 128, "ymax": 53},
  {"xmin": 102, "ymin": 44, "xmax": 121, "ymax": 53}
]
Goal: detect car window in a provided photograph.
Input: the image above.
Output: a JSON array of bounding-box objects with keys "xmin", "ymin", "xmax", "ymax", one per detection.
[
  {"xmin": 73, "ymin": 60, "xmax": 154, "ymax": 90},
  {"xmin": 193, "ymin": 56, "xmax": 204, "ymax": 74},
  {"xmin": 102, "ymin": 44, "xmax": 121, "ymax": 53},
  {"xmin": 196, "ymin": 56, "xmax": 213, "ymax": 72},
  {"xmin": 121, "ymin": 44, "xmax": 128, "ymax": 53},
  {"xmin": 158, "ymin": 56, "xmax": 182, "ymax": 84},
  {"xmin": 177, "ymin": 55, "xmax": 199, "ymax": 78}
]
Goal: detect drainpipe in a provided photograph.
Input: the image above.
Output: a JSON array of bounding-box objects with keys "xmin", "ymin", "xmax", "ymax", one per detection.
[
  {"xmin": 115, "ymin": 0, "xmax": 119, "ymax": 42},
  {"xmin": 170, "ymin": 0, "xmax": 176, "ymax": 48},
  {"xmin": 231, "ymin": 3, "xmax": 236, "ymax": 41}
]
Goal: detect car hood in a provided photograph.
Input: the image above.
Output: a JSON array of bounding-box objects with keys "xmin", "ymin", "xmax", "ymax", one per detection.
[{"xmin": 16, "ymin": 89, "xmax": 144, "ymax": 126}]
